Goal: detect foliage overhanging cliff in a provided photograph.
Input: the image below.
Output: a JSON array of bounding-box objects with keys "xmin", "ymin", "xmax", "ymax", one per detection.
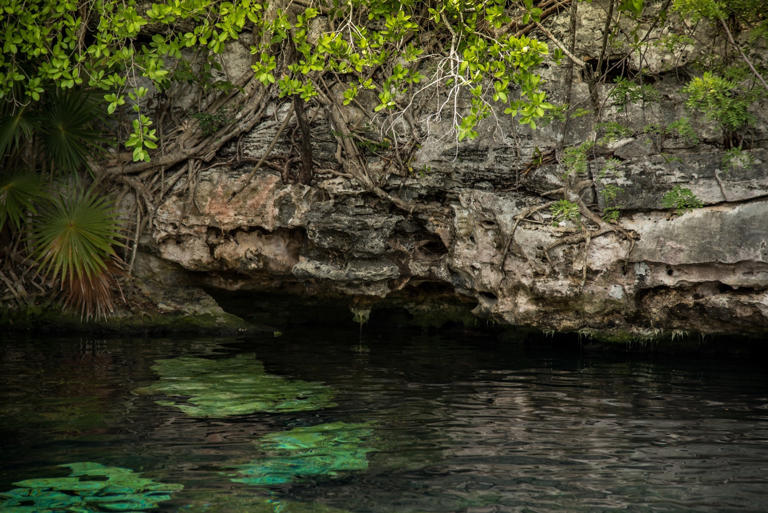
[{"xmin": 1, "ymin": 0, "xmax": 767, "ymax": 337}]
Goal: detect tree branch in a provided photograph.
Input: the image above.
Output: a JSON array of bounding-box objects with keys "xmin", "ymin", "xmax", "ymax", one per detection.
[
  {"xmin": 719, "ymin": 17, "xmax": 768, "ymax": 93},
  {"xmin": 534, "ymin": 21, "xmax": 586, "ymax": 68}
]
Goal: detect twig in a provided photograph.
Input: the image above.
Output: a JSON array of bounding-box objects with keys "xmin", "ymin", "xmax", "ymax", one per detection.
[
  {"xmin": 116, "ymin": 175, "xmax": 156, "ymax": 216},
  {"xmin": 558, "ymin": 0, "xmax": 578, "ymax": 152},
  {"xmin": 0, "ymin": 270, "xmax": 25, "ymax": 305},
  {"xmin": 128, "ymin": 205, "xmax": 142, "ymax": 276},
  {"xmin": 595, "ymin": 0, "xmax": 615, "ymax": 85},
  {"xmin": 534, "ymin": 21, "xmax": 586, "ymax": 68},
  {"xmin": 719, "ymin": 17, "xmax": 768, "ymax": 93},
  {"xmin": 581, "ymin": 228, "xmax": 591, "ymax": 287},
  {"xmin": 500, "ymin": 201, "xmax": 555, "ymax": 274}
]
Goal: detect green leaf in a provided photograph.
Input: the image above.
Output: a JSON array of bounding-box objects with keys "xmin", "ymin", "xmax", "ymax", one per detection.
[{"xmin": 40, "ymin": 89, "xmax": 104, "ymax": 173}]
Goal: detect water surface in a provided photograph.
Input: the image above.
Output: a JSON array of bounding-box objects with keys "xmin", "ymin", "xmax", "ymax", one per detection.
[{"xmin": 2, "ymin": 329, "xmax": 768, "ymax": 512}]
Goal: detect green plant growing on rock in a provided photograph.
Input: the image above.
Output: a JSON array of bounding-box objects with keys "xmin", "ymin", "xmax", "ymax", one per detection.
[
  {"xmin": 550, "ymin": 199, "xmax": 580, "ymax": 226},
  {"xmin": 609, "ymin": 77, "xmax": 660, "ymax": 111},
  {"xmin": 683, "ymin": 72, "xmax": 756, "ymax": 132},
  {"xmin": 562, "ymin": 141, "xmax": 594, "ymax": 177},
  {"xmin": 722, "ymin": 146, "xmax": 754, "ymax": 172},
  {"xmin": 673, "ymin": 0, "xmax": 768, "ymax": 145},
  {"xmin": 666, "ymin": 117, "xmax": 699, "ymax": 145},
  {"xmin": 662, "ymin": 185, "xmax": 703, "ymax": 215},
  {"xmin": 600, "ymin": 183, "xmax": 624, "ymax": 223},
  {"xmin": 191, "ymin": 110, "xmax": 230, "ymax": 137},
  {"xmin": 597, "ymin": 121, "xmax": 633, "ymax": 144}
]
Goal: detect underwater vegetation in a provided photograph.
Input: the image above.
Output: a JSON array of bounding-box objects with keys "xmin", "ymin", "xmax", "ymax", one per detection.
[
  {"xmin": 0, "ymin": 462, "xmax": 183, "ymax": 512},
  {"xmin": 233, "ymin": 422, "xmax": 376, "ymax": 486},
  {"xmin": 134, "ymin": 354, "xmax": 336, "ymax": 417}
]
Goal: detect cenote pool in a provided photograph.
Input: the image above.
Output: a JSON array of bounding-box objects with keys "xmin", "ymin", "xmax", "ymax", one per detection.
[{"xmin": 2, "ymin": 327, "xmax": 768, "ymax": 512}]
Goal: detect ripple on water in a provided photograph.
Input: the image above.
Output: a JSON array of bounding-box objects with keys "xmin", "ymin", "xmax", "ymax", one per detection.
[{"xmin": 1, "ymin": 335, "xmax": 768, "ymax": 513}]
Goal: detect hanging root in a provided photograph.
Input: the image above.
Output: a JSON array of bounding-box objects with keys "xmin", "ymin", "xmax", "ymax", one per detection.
[
  {"xmin": 543, "ymin": 198, "xmax": 638, "ymax": 286},
  {"xmin": 500, "ymin": 201, "xmax": 556, "ymax": 276}
]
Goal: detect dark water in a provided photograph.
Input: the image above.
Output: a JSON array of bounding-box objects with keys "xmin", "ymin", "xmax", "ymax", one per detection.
[{"xmin": 2, "ymin": 328, "xmax": 768, "ymax": 512}]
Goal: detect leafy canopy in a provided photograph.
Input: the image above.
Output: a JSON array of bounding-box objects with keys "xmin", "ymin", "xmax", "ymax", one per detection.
[{"xmin": 0, "ymin": 0, "xmax": 555, "ymax": 160}]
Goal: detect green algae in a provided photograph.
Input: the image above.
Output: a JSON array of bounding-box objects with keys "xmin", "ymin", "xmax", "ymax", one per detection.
[
  {"xmin": 232, "ymin": 422, "xmax": 375, "ymax": 486},
  {"xmin": 134, "ymin": 354, "xmax": 336, "ymax": 417},
  {"xmin": 0, "ymin": 462, "xmax": 182, "ymax": 512}
]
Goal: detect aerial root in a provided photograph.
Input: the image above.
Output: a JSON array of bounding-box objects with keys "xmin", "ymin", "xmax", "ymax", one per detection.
[{"xmin": 500, "ymin": 201, "xmax": 556, "ymax": 277}]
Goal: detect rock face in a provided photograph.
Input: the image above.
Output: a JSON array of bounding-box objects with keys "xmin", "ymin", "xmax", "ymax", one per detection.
[{"xmin": 146, "ymin": 3, "xmax": 768, "ymax": 338}]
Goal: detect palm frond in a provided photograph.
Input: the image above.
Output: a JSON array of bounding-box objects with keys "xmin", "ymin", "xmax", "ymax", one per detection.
[
  {"xmin": 41, "ymin": 89, "xmax": 104, "ymax": 173},
  {"xmin": 0, "ymin": 171, "xmax": 47, "ymax": 231},
  {"xmin": 0, "ymin": 106, "xmax": 36, "ymax": 160},
  {"xmin": 64, "ymin": 260, "xmax": 123, "ymax": 320},
  {"xmin": 29, "ymin": 184, "xmax": 125, "ymax": 318}
]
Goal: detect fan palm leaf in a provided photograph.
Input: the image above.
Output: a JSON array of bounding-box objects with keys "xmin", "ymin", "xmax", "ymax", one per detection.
[
  {"xmin": 31, "ymin": 186, "xmax": 123, "ymax": 282},
  {"xmin": 0, "ymin": 171, "xmax": 47, "ymax": 230},
  {"xmin": 63, "ymin": 260, "xmax": 123, "ymax": 320},
  {"xmin": 40, "ymin": 89, "xmax": 104, "ymax": 173},
  {"xmin": 29, "ymin": 185, "xmax": 125, "ymax": 318},
  {"xmin": 0, "ymin": 106, "xmax": 35, "ymax": 160}
]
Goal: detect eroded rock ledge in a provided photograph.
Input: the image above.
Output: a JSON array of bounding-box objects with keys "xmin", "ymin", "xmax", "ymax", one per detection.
[
  {"xmin": 145, "ymin": 136, "xmax": 768, "ymax": 338},
  {"xmin": 135, "ymin": 2, "xmax": 768, "ymax": 339}
]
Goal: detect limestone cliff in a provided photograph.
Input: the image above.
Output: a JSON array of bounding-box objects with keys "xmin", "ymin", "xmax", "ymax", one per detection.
[{"xmin": 136, "ymin": 1, "xmax": 768, "ymax": 338}]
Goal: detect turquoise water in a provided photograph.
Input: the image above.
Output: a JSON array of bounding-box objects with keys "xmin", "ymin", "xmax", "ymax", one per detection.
[{"xmin": 2, "ymin": 329, "xmax": 768, "ymax": 512}]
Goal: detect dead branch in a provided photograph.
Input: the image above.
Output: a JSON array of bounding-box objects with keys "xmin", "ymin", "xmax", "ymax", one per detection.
[
  {"xmin": 714, "ymin": 169, "xmax": 730, "ymax": 202},
  {"xmin": 294, "ymin": 94, "xmax": 314, "ymax": 185}
]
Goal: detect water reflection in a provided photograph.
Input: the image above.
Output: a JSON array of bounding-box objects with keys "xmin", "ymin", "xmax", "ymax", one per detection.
[
  {"xmin": 233, "ymin": 422, "xmax": 375, "ymax": 486},
  {"xmin": 0, "ymin": 462, "xmax": 183, "ymax": 512},
  {"xmin": 1, "ymin": 333, "xmax": 767, "ymax": 513},
  {"xmin": 134, "ymin": 354, "xmax": 336, "ymax": 417}
]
